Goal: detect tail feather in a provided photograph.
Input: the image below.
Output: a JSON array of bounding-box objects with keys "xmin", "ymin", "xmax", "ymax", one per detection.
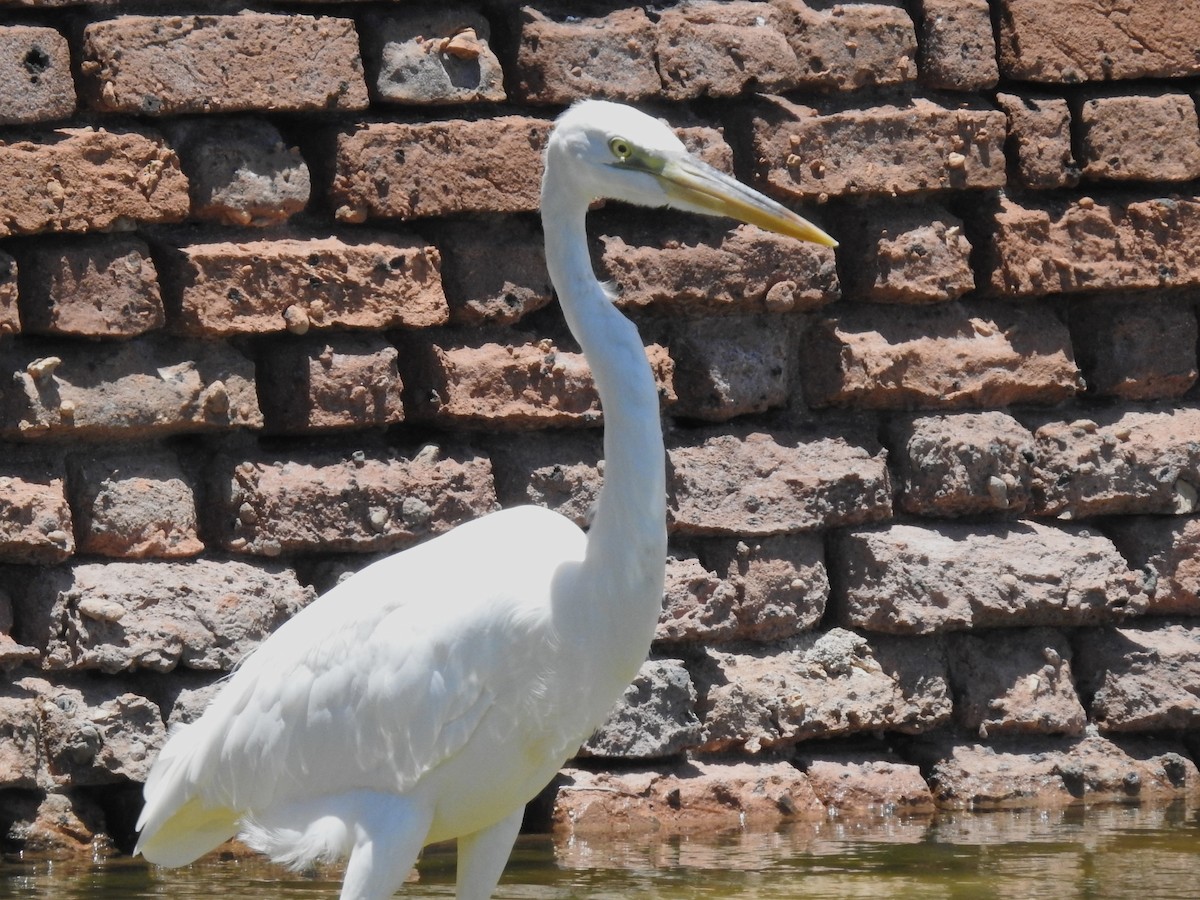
[
  {"xmin": 136, "ymin": 721, "xmax": 240, "ymax": 866},
  {"xmin": 135, "ymin": 794, "xmax": 240, "ymax": 867}
]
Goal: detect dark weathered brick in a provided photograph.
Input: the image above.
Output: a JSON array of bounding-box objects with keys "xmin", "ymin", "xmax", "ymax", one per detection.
[
  {"xmin": 996, "ymin": 93, "xmax": 1079, "ymax": 189},
  {"xmin": 1069, "ymin": 295, "xmax": 1198, "ymax": 400},
  {"xmin": 362, "ymin": 7, "xmax": 505, "ymax": 105},
  {"xmin": 0, "ymin": 337, "xmax": 261, "ymax": 440},
  {"xmin": 81, "ymin": 14, "xmax": 369, "ymax": 115},
  {"xmin": 0, "ymin": 250, "xmax": 18, "ymax": 336},
  {"xmin": 14, "ymin": 236, "xmax": 164, "ymax": 338},
  {"xmin": 946, "ymin": 628, "xmax": 1086, "ymax": 737},
  {"xmin": 666, "ymin": 316, "xmax": 792, "ymax": 421},
  {"xmin": 838, "ymin": 207, "xmax": 973, "ymax": 303},
  {"xmin": 0, "ymin": 26, "xmax": 74, "ymax": 124},
  {"xmin": 257, "ymin": 334, "xmax": 405, "ymax": 433},
  {"xmin": 432, "ymin": 216, "xmax": 552, "ymax": 325},
  {"xmin": 165, "ymin": 118, "xmax": 310, "ymax": 227},
  {"xmin": 1106, "ymin": 516, "xmax": 1200, "ymax": 616}
]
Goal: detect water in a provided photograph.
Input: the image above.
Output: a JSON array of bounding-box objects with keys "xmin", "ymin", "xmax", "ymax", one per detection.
[{"xmin": 3, "ymin": 803, "xmax": 1197, "ymax": 899}]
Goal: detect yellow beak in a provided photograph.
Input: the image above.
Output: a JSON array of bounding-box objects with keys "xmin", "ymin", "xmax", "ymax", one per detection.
[{"xmin": 655, "ymin": 154, "xmax": 837, "ymax": 248}]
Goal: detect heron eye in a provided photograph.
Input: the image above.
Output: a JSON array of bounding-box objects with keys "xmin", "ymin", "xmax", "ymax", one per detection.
[{"xmin": 609, "ymin": 137, "xmax": 633, "ymax": 160}]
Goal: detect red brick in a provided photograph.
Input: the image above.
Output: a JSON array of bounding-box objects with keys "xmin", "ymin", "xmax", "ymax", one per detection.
[
  {"xmin": 834, "ymin": 522, "xmax": 1147, "ymax": 634},
  {"xmin": 165, "ymin": 118, "xmax": 310, "ymax": 227},
  {"xmin": 1079, "ymin": 94, "xmax": 1200, "ymax": 183},
  {"xmin": 362, "ymin": 7, "xmax": 505, "ymax": 105},
  {"xmin": 1107, "ymin": 517, "xmax": 1200, "ymax": 616},
  {"xmin": 214, "ymin": 446, "xmax": 497, "ymax": 556},
  {"xmin": 839, "ymin": 207, "xmax": 973, "ymax": 303},
  {"xmin": 514, "ymin": 6, "xmax": 659, "ymax": 104},
  {"xmin": 257, "ymin": 334, "xmax": 404, "ymax": 433},
  {"xmin": 551, "ymin": 761, "xmax": 825, "ymax": 833},
  {"xmin": 80, "ymin": 14, "xmax": 369, "ymax": 115},
  {"xmin": 893, "ymin": 412, "xmax": 1035, "ymax": 517},
  {"xmin": 67, "ymin": 450, "xmax": 203, "ymax": 559},
  {"xmin": 1069, "ymin": 295, "xmax": 1198, "ymax": 400},
  {"xmin": 909, "ymin": 732, "xmax": 1199, "ymax": 807},
  {"xmin": 916, "ymin": 0, "xmax": 998, "ymax": 90},
  {"xmin": 692, "ymin": 629, "xmax": 951, "ymax": 750},
  {"xmin": 1031, "ymin": 407, "xmax": 1200, "ymax": 518},
  {"xmin": 752, "ymin": 96, "xmax": 1006, "ymax": 201},
  {"xmin": 667, "ymin": 429, "xmax": 892, "ymax": 536},
  {"xmin": 0, "ymin": 456, "xmax": 73, "ymax": 563},
  {"xmin": 996, "ymin": 0, "xmax": 1200, "ymax": 82},
  {"xmin": 0, "ymin": 128, "xmax": 188, "ymax": 237},
  {"xmin": 403, "ymin": 335, "xmax": 674, "ymax": 429},
  {"xmin": 656, "ymin": 1, "xmax": 802, "ymax": 99},
  {"xmin": 598, "ymin": 221, "xmax": 839, "ymax": 315},
  {"xmin": 798, "ymin": 750, "xmax": 935, "ymax": 814},
  {"xmin": 0, "ymin": 26, "xmax": 74, "ymax": 124},
  {"xmin": 13, "ymin": 236, "xmax": 163, "ymax": 338},
  {"xmin": 331, "ymin": 117, "xmax": 551, "ymax": 222},
  {"xmin": 0, "ymin": 337, "xmax": 261, "ymax": 440},
  {"xmin": 996, "ymin": 93, "xmax": 1079, "ymax": 189},
  {"xmin": 946, "ymin": 629, "xmax": 1086, "ymax": 737},
  {"xmin": 14, "ymin": 560, "xmax": 310, "ymax": 673},
  {"xmin": 157, "ymin": 232, "xmax": 448, "ymax": 337},
  {"xmin": 659, "ymin": 535, "xmax": 827, "ymax": 643},
  {"xmin": 771, "ymin": 1, "xmax": 918, "ymax": 92},
  {"xmin": 983, "ymin": 195, "xmax": 1200, "ymax": 296},
  {"xmin": 0, "ymin": 251, "xmax": 17, "ymax": 335},
  {"xmin": 665, "ymin": 316, "xmax": 791, "ymax": 421},
  {"xmin": 802, "ymin": 302, "xmax": 1081, "ymax": 410},
  {"xmin": 1076, "ymin": 621, "xmax": 1200, "ymax": 732}
]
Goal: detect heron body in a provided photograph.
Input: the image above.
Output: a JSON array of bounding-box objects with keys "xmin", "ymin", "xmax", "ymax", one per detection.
[{"xmin": 135, "ymin": 100, "xmax": 835, "ymax": 900}]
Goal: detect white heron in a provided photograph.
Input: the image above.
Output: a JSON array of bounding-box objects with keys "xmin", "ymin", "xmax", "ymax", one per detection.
[{"xmin": 134, "ymin": 100, "xmax": 836, "ymax": 899}]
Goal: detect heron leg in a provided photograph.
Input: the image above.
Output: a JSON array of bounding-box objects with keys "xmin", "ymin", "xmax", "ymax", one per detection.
[
  {"xmin": 338, "ymin": 793, "xmax": 432, "ymax": 900},
  {"xmin": 454, "ymin": 807, "xmax": 524, "ymax": 900}
]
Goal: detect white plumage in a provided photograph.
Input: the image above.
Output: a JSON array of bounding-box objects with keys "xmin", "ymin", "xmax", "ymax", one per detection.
[{"xmin": 135, "ymin": 100, "xmax": 835, "ymax": 900}]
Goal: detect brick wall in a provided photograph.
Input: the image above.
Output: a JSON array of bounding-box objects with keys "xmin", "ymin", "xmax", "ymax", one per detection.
[{"xmin": 1, "ymin": 0, "xmax": 1198, "ymax": 852}]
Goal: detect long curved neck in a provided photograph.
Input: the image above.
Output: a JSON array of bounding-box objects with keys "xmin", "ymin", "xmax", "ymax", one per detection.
[{"xmin": 541, "ymin": 165, "xmax": 667, "ymax": 646}]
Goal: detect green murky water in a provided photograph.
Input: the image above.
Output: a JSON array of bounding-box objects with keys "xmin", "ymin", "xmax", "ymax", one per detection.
[{"xmin": 2, "ymin": 804, "xmax": 1198, "ymax": 898}]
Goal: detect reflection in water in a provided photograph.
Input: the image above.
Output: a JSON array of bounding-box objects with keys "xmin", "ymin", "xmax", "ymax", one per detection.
[{"xmin": 2, "ymin": 803, "xmax": 1197, "ymax": 899}]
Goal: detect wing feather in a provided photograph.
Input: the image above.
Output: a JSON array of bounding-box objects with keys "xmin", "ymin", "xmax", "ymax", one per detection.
[{"xmin": 138, "ymin": 506, "xmax": 585, "ymax": 864}]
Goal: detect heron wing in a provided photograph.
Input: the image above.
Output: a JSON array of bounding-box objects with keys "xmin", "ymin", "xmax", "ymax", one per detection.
[{"xmin": 137, "ymin": 506, "xmax": 585, "ymax": 860}]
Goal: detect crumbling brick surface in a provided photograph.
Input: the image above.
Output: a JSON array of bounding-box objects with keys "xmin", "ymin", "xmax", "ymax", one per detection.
[{"xmin": 0, "ymin": 0, "xmax": 1197, "ymax": 852}]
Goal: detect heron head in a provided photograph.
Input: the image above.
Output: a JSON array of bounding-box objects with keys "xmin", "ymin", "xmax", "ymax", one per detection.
[{"xmin": 545, "ymin": 100, "xmax": 836, "ymax": 248}]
